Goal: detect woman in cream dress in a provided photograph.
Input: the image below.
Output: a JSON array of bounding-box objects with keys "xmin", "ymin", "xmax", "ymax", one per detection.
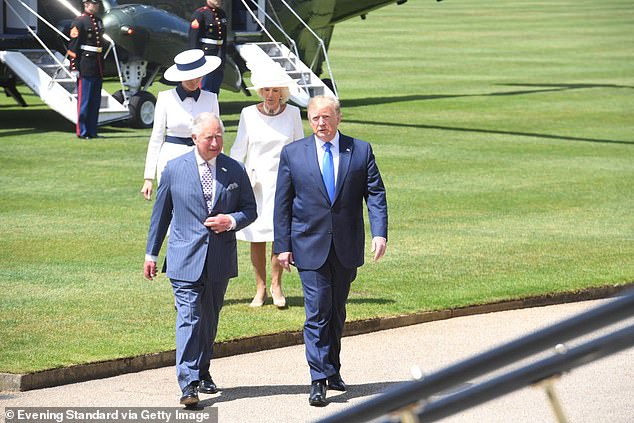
[
  {"xmin": 230, "ymin": 67, "xmax": 304, "ymax": 308},
  {"xmin": 141, "ymin": 49, "xmax": 221, "ymax": 200}
]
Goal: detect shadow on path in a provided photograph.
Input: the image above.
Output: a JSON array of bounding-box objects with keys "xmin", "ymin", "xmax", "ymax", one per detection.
[{"xmin": 197, "ymin": 380, "xmax": 403, "ymax": 407}]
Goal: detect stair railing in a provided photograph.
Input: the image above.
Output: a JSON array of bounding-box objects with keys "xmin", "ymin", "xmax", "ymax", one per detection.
[
  {"xmin": 240, "ymin": 0, "xmax": 300, "ymax": 63},
  {"xmin": 277, "ymin": 0, "xmax": 338, "ymax": 97},
  {"xmin": 317, "ymin": 288, "xmax": 634, "ymax": 423},
  {"xmin": 4, "ymin": 0, "xmax": 74, "ymax": 80},
  {"xmin": 5, "ymin": 0, "xmax": 128, "ymax": 103},
  {"xmin": 239, "ymin": 0, "xmax": 338, "ymax": 98}
]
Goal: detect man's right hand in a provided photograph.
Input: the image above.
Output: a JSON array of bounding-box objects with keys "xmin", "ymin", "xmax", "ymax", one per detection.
[
  {"xmin": 141, "ymin": 180, "xmax": 153, "ymax": 200},
  {"xmin": 277, "ymin": 252, "xmax": 294, "ymax": 272},
  {"xmin": 144, "ymin": 260, "xmax": 157, "ymax": 280}
]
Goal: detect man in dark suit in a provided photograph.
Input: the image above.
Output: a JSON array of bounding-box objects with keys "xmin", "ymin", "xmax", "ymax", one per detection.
[
  {"xmin": 274, "ymin": 95, "xmax": 388, "ymax": 406},
  {"xmin": 144, "ymin": 112, "xmax": 256, "ymax": 406}
]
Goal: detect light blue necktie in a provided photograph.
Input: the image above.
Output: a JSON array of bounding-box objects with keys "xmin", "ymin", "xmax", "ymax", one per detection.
[{"xmin": 322, "ymin": 142, "xmax": 335, "ymax": 203}]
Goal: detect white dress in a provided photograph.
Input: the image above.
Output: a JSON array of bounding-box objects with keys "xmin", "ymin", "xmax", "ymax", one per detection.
[
  {"xmin": 143, "ymin": 89, "xmax": 219, "ymax": 184},
  {"xmin": 230, "ymin": 104, "xmax": 304, "ymax": 242}
]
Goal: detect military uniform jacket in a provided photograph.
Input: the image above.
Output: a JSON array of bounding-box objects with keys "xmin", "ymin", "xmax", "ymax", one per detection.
[
  {"xmin": 188, "ymin": 6, "xmax": 227, "ymax": 59},
  {"xmin": 67, "ymin": 13, "xmax": 104, "ymax": 78}
]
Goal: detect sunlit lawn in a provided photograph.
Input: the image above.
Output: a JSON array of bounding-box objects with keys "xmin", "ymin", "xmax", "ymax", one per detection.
[{"xmin": 0, "ymin": 0, "xmax": 632, "ymax": 373}]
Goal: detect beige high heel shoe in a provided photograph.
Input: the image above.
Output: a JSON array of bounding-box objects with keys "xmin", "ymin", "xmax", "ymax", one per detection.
[
  {"xmin": 249, "ymin": 291, "xmax": 267, "ymax": 307},
  {"xmin": 270, "ymin": 288, "xmax": 287, "ymax": 308}
]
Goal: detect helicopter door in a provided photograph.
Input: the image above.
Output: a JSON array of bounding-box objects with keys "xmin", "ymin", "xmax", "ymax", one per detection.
[
  {"xmin": 232, "ymin": 0, "xmax": 265, "ymax": 33},
  {"xmin": 2, "ymin": 0, "xmax": 38, "ymax": 36}
]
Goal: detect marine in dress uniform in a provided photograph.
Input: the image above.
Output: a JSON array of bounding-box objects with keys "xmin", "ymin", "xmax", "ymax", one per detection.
[
  {"xmin": 188, "ymin": 0, "xmax": 227, "ymax": 95},
  {"xmin": 67, "ymin": 0, "xmax": 104, "ymax": 139}
]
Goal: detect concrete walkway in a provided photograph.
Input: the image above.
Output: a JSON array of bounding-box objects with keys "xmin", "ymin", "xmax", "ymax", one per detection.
[{"xmin": 2, "ymin": 299, "xmax": 633, "ymax": 422}]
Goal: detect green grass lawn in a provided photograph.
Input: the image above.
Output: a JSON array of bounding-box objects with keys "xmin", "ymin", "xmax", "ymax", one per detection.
[{"xmin": 1, "ymin": 0, "xmax": 633, "ymax": 373}]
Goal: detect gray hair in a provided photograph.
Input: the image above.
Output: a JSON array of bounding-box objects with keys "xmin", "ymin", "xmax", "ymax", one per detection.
[
  {"xmin": 256, "ymin": 86, "xmax": 291, "ymax": 105},
  {"xmin": 192, "ymin": 112, "xmax": 224, "ymax": 136},
  {"xmin": 307, "ymin": 95, "xmax": 341, "ymax": 118}
]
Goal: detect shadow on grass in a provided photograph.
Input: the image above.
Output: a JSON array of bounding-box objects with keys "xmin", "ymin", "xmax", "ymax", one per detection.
[
  {"xmin": 0, "ymin": 109, "xmax": 71, "ymax": 134},
  {"xmin": 197, "ymin": 380, "xmax": 402, "ymax": 406},
  {"xmin": 224, "ymin": 296, "xmax": 396, "ymax": 307},
  {"xmin": 341, "ymin": 82, "xmax": 634, "ymax": 109},
  {"xmin": 0, "ymin": 104, "xmax": 241, "ymax": 137},
  {"xmin": 344, "ymin": 118, "xmax": 634, "ymax": 146},
  {"xmin": 0, "ymin": 108, "xmax": 145, "ymax": 139},
  {"xmin": 337, "ymin": 83, "xmax": 633, "ymax": 145},
  {"xmin": 342, "ymin": 82, "xmax": 634, "ymax": 145}
]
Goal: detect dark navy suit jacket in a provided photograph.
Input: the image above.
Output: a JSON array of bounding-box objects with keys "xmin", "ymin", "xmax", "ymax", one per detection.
[
  {"xmin": 274, "ymin": 133, "xmax": 388, "ymax": 270},
  {"xmin": 146, "ymin": 151, "xmax": 257, "ymax": 282}
]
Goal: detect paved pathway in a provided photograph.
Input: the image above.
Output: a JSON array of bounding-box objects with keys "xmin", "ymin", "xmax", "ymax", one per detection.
[{"xmin": 2, "ymin": 299, "xmax": 633, "ymax": 422}]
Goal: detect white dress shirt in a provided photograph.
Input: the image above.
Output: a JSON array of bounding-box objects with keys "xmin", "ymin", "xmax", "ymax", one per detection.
[{"xmin": 315, "ymin": 131, "xmax": 341, "ymax": 186}]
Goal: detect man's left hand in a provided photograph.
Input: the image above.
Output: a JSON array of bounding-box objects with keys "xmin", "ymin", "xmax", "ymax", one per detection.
[
  {"xmin": 204, "ymin": 214, "xmax": 232, "ymax": 233},
  {"xmin": 371, "ymin": 236, "xmax": 387, "ymax": 261}
]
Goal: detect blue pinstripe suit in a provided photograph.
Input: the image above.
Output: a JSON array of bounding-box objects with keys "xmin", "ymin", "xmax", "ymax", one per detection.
[{"xmin": 146, "ymin": 150, "xmax": 256, "ymax": 389}]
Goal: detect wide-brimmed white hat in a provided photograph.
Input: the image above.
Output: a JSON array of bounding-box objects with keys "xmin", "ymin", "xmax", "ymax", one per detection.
[
  {"xmin": 163, "ymin": 49, "xmax": 221, "ymax": 82},
  {"xmin": 246, "ymin": 62, "xmax": 297, "ymax": 90}
]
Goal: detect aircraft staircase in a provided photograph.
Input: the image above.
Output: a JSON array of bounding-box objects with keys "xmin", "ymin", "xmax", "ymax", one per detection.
[
  {"xmin": 0, "ymin": 49, "xmax": 129, "ymax": 125},
  {"xmin": 236, "ymin": 42, "xmax": 336, "ymax": 107},
  {"xmin": 234, "ymin": 0, "xmax": 338, "ymax": 108}
]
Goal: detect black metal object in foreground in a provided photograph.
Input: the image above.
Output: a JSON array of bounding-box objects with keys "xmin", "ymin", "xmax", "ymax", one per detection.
[
  {"xmin": 317, "ymin": 288, "xmax": 634, "ymax": 423},
  {"xmin": 410, "ymin": 323, "xmax": 634, "ymax": 422}
]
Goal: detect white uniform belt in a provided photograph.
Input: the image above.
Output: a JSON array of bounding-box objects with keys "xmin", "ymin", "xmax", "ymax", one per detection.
[
  {"xmin": 81, "ymin": 45, "xmax": 102, "ymax": 53},
  {"xmin": 200, "ymin": 38, "xmax": 223, "ymax": 45}
]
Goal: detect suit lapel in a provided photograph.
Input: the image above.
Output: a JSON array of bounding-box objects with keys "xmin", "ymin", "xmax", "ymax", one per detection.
[
  {"xmin": 303, "ymin": 135, "xmax": 331, "ymax": 203},
  {"xmin": 335, "ymin": 134, "xmax": 353, "ymax": 202},
  {"xmin": 213, "ymin": 154, "xmax": 228, "ymax": 209},
  {"xmin": 183, "ymin": 151, "xmax": 207, "ymax": 212}
]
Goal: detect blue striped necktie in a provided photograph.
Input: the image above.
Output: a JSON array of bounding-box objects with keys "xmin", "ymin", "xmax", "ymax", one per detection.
[{"xmin": 322, "ymin": 142, "xmax": 335, "ymax": 203}]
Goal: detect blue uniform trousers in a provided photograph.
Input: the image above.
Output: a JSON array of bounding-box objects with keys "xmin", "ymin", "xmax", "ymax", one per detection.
[
  {"xmin": 299, "ymin": 245, "xmax": 357, "ymax": 382},
  {"xmin": 201, "ymin": 65, "xmax": 224, "ymax": 95},
  {"xmin": 76, "ymin": 76, "xmax": 102, "ymax": 138},
  {"xmin": 171, "ymin": 272, "xmax": 228, "ymax": 390}
]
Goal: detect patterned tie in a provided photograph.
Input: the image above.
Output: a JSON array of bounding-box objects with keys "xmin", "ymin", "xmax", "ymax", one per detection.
[
  {"xmin": 201, "ymin": 162, "xmax": 214, "ymax": 213},
  {"xmin": 322, "ymin": 142, "xmax": 335, "ymax": 203}
]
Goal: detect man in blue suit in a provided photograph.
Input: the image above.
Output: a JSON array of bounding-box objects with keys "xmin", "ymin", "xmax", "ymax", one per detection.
[
  {"xmin": 274, "ymin": 95, "xmax": 388, "ymax": 406},
  {"xmin": 144, "ymin": 112, "xmax": 256, "ymax": 406}
]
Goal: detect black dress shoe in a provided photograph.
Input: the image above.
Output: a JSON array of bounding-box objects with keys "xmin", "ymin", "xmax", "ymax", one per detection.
[
  {"xmin": 180, "ymin": 383, "xmax": 199, "ymax": 405},
  {"xmin": 198, "ymin": 378, "xmax": 218, "ymax": 394},
  {"xmin": 327, "ymin": 373, "xmax": 347, "ymax": 391},
  {"xmin": 309, "ymin": 380, "xmax": 327, "ymax": 407}
]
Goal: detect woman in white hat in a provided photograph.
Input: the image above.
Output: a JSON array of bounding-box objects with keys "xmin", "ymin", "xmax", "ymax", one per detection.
[
  {"xmin": 230, "ymin": 64, "xmax": 304, "ymax": 308},
  {"xmin": 141, "ymin": 49, "xmax": 221, "ymax": 200}
]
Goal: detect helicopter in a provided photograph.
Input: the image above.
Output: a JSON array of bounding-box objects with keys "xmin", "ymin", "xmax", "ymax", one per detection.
[{"xmin": 0, "ymin": 0, "xmax": 440, "ymax": 127}]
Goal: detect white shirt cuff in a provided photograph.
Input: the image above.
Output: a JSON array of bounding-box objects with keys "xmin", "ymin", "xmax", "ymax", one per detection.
[{"xmin": 228, "ymin": 215, "xmax": 237, "ymax": 230}]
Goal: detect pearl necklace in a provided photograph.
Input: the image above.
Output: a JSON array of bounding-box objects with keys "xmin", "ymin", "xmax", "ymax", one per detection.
[{"xmin": 262, "ymin": 103, "xmax": 282, "ymax": 116}]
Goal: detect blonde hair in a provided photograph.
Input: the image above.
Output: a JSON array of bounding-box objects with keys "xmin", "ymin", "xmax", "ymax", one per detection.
[
  {"xmin": 307, "ymin": 95, "xmax": 341, "ymax": 118},
  {"xmin": 256, "ymin": 86, "xmax": 291, "ymax": 105}
]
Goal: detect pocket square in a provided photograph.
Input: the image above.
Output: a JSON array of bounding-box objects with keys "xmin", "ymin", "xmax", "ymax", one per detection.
[{"xmin": 227, "ymin": 182, "xmax": 239, "ymax": 191}]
